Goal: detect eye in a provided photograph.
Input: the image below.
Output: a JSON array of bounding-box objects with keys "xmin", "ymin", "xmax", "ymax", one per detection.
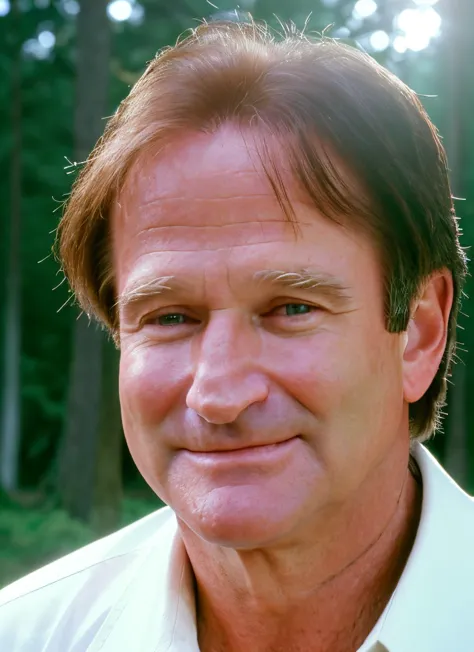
[
  {"xmin": 148, "ymin": 312, "xmax": 198, "ymax": 327},
  {"xmin": 281, "ymin": 303, "xmax": 313, "ymax": 316},
  {"xmin": 157, "ymin": 313, "xmax": 187, "ymax": 326},
  {"xmin": 261, "ymin": 302, "xmax": 323, "ymax": 333},
  {"xmin": 270, "ymin": 303, "xmax": 317, "ymax": 317}
]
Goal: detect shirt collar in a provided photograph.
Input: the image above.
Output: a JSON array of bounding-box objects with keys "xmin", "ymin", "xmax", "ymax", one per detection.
[
  {"xmin": 94, "ymin": 515, "xmax": 199, "ymax": 652},
  {"xmin": 377, "ymin": 442, "xmax": 474, "ymax": 651}
]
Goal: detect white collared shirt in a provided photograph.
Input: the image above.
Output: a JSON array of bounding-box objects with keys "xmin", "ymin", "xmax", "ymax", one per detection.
[{"xmin": 1, "ymin": 443, "xmax": 474, "ymax": 651}]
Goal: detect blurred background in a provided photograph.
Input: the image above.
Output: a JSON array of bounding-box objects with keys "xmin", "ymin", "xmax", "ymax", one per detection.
[{"xmin": 1, "ymin": 0, "xmax": 473, "ymax": 589}]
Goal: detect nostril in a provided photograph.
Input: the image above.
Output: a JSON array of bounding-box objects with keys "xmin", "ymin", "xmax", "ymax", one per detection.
[
  {"xmin": 186, "ymin": 375, "xmax": 269, "ymax": 425},
  {"xmin": 186, "ymin": 391, "xmax": 243, "ymax": 425}
]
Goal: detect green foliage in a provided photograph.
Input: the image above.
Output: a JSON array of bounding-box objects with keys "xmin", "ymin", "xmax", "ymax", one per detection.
[
  {"xmin": 121, "ymin": 496, "xmax": 164, "ymax": 526},
  {"xmin": 0, "ymin": 493, "xmax": 93, "ymax": 589},
  {"xmin": 0, "ymin": 492, "xmax": 158, "ymax": 589}
]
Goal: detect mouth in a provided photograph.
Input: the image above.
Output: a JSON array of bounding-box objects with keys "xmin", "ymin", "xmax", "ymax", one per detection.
[
  {"xmin": 186, "ymin": 436, "xmax": 298, "ymax": 454},
  {"xmin": 181, "ymin": 436, "xmax": 300, "ymax": 466}
]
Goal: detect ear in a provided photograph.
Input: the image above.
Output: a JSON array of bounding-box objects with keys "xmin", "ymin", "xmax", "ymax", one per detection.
[{"xmin": 403, "ymin": 270, "xmax": 454, "ymax": 404}]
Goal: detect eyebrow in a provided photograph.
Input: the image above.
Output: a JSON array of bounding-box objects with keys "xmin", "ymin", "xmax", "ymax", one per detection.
[
  {"xmin": 254, "ymin": 269, "xmax": 353, "ymax": 302},
  {"xmin": 116, "ymin": 276, "xmax": 177, "ymax": 315},
  {"xmin": 117, "ymin": 267, "xmax": 353, "ymax": 318}
]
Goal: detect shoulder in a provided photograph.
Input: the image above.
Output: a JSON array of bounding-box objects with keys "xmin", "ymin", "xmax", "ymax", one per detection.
[
  {"xmin": 412, "ymin": 443, "xmax": 474, "ymax": 571},
  {"xmin": 378, "ymin": 445, "xmax": 474, "ymax": 650},
  {"xmin": 0, "ymin": 506, "xmax": 176, "ymax": 650},
  {"xmin": 414, "ymin": 443, "xmax": 474, "ymax": 532},
  {"xmin": 0, "ymin": 505, "xmax": 175, "ymax": 608}
]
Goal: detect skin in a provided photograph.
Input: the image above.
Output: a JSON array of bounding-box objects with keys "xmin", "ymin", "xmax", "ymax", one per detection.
[{"xmin": 112, "ymin": 126, "xmax": 453, "ymax": 651}]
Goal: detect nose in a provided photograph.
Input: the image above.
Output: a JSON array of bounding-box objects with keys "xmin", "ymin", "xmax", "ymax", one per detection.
[{"xmin": 186, "ymin": 312, "xmax": 269, "ymax": 424}]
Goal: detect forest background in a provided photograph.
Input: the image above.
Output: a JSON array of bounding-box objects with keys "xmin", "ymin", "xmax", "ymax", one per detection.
[{"xmin": 1, "ymin": 0, "xmax": 473, "ymax": 588}]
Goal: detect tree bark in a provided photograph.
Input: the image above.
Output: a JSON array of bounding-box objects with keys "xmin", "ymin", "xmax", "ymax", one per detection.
[
  {"xmin": 58, "ymin": 0, "xmax": 122, "ymax": 531},
  {"xmin": 1, "ymin": 0, "xmax": 22, "ymax": 492}
]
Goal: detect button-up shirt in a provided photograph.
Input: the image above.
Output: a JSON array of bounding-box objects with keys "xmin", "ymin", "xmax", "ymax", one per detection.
[{"xmin": 1, "ymin": 443, "xmax": 473, "ymax": 651}]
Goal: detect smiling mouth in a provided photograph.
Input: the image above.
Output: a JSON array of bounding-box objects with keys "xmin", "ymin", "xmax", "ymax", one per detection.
[{"xmin": 185, "ymin": 436, "xmax": 299, "ymax": 455}]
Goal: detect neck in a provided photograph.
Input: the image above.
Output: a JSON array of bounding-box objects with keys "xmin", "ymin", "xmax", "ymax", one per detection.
[{"xmin": 181, "ymin": 450, "xmax": 422, "ymax": 652}]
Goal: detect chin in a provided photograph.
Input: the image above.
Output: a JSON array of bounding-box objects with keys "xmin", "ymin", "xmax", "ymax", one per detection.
[{"xmin": 176, "ymin": 485, "xmax": 301, "ymax": 549}]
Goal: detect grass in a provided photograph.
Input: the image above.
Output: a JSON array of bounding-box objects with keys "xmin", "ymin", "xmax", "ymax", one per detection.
[{"xmin": 0, "ymin": 492, "xmax": 159, "ymax": 589}]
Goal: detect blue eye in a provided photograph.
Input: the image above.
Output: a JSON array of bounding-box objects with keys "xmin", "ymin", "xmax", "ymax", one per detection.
[
  {"xmin": 157, "ymin": 313, "xmax": 187, "ymax": 326},
  {"xmin": 284, "ymin": 304, "xmax": 312, "ymax": 316}
]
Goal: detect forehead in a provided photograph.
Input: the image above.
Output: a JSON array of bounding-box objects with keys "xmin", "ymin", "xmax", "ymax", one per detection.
[
  {"xmin": 122, "ymin": 127, "xmax": 267, "ymax": 203},
  {"xmin": 115, "ymin": 127, "xmax": 289, "ymax": 240},
  {"xmin": 111, "ymin": 126, "xmax": 379, "ymax": 294}
]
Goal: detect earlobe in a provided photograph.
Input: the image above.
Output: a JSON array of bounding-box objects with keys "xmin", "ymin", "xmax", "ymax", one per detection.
[{"xmin": 402, "ymin": 270, "xmax": 453, "ymax": 404}]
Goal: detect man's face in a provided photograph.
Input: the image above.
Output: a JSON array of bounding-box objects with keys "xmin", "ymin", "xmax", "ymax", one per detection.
[{"xmin": 113, "ymin": 127, "xmax": 407, "ymax": 548}]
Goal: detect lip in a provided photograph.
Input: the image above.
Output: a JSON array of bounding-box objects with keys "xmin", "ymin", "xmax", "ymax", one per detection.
[{"xmin": 181, "ymin": 436, "xmax": 299, "ymax": 466}]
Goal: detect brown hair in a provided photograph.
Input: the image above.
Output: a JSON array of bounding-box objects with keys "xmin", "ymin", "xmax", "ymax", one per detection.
[{"xmin": 57, "ymin": 21, "xmax": 467, "ymax": 441}]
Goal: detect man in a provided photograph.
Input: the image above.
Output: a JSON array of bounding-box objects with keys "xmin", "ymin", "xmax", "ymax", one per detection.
[{"xmin": 0, "ymin": 20, "xmax": 472, "ymax": 652}]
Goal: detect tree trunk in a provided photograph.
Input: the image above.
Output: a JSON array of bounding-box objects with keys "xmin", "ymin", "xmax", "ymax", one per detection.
[
  {"xmin": 58, "ymin": 0, "xmax": 122, "ymax": 532},
  {"xmin": 1, "ymin": 0, "xmax": 22, "ymax": 493},
  {"xmin": 91, "ymin": 338, "xmax": 122, "ymax": 533}
]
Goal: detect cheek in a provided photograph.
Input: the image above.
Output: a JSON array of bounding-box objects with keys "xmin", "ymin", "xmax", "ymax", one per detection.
[
  {"xmin": 119, "ymin": 341, "xmax": 190, "ymax": 436},
  {"xmin": 119, "ymin": 342, "xmax": 193, "ymax": 501},
  {"xmin": 330, "ymin": 327, "xmax": 404, "ymax": 445},
  {"xmin": 274, "ymin": 328, "xmax": 403, "ymax": 434},
  {"xmin": 267, "ymin": 332, "xmax": 361, "ymax": 411}
]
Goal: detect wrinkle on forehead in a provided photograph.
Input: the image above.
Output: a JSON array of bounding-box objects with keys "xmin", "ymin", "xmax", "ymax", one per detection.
[
  {"xmin": 135, "ymin": 219, "xmax": 300, "ymax": 231},
  {"xmin": 113, "ymin": 124, "xmax": 364, "ymax": 238},
  {"xmin": 111, "ymin": 126, "xmax": 319, "ymax": 240},
  {"xmin": 112, "ymin": 135, "xmax": 309, "ymax": 262},
  {"xmin": 117, "ymin": 129, "xmax": 269, "ymax": 205},
  {"xmin": 115, "ymin": 214, "xmax": 309, "ymax": 261}
]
